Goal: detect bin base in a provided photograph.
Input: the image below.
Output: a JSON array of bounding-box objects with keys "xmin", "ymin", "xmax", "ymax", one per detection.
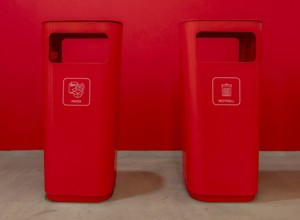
[
  {"xmin": 188, "ymin": 191, "xmax": 255, "ymax": 202},
  {"xmin": 46, "ymin": 193, "xmax": 113, "ymax": 203}
]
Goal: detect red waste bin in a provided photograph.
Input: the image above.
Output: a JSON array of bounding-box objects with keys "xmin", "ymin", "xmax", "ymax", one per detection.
[
  {"xmin": 43, "ymin": 21, "xmax": 122, "ymax": 202},
  {"xmin": 180, "ymin": 20, "xmax": 262, "ymax": 202}
]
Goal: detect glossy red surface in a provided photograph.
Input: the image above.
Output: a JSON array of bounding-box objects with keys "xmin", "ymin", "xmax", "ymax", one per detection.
[
  {"xmin": 0, "ymin": 1, "xmax": 299, "ymax": 151},
  {"xmin": 189, "ymin": 192, "xmax": 255, "ymax": 202},
  {"xmin": 43, "ymin": 21, "xmax": 122, "ymax": 202},
  {"xmin": 180, "ymin": 21, "xmax": 261, "ymax": 201}
]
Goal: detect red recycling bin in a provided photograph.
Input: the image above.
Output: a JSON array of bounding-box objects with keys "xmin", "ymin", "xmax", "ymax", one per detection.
[
  {"xmin": 180, "ymin": 20, "xmax": 262, "ymax": 202},
  {"xmin": 43, "ymin": 21, "xmax": 122, "ymax": 202}
]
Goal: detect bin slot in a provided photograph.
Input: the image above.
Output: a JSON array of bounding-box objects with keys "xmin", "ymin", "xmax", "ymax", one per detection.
[
  {"xmin": 49, "ymin": 33, "xmax": 108, "ymax": 63},
  {"xmin": 196, "ymin": 32, "xmax": 256, "ymax": 62}
]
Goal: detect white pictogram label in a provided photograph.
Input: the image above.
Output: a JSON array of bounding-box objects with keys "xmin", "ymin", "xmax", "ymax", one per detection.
[
  {"xmin": 63, "ymin": 78, "xmax": 91, "ymax": 106},
  {"xmin": 212, "ymin": 77, "xmax": 240, "ymax": 106},
  {"xmin": 221, "ymin": 83, "xmax": 232, "ymax": 97},
  {"xmin": 68, "ymin": 81, "xmax": 85, "ymax": 98}
]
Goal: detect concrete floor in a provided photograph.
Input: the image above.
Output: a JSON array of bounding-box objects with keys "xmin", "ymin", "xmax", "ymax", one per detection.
[{"xmin": 0, "ymin": 151, "xmax": 299, "ymax": 220}]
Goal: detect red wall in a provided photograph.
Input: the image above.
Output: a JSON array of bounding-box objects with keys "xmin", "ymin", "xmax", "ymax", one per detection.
[{"xmin": 0, "ymin": 0, "xmax": 299, "ymax": 151}]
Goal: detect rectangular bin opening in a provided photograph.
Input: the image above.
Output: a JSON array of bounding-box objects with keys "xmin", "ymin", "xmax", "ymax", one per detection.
[
  {"xmin": 196, "ymin": 32, "xmax": 256, "ymax": 62},
  {"xmin": 49, "ymin": 33, "xmax": 108, "ymax": 63}
]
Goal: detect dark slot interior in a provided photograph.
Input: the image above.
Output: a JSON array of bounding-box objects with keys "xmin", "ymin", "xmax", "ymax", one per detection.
[
  {"xmin": 49, "ymin": 33, "xmax": 108, "ymax": 63},
  {"xmin": 196, "ymin": 32, "xmax": 256, "ymax": 62}
]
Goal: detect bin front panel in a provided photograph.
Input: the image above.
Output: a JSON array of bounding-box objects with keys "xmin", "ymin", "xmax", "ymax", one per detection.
[
  {"xmin": 43, "ymin": 21, "xmax": 122, "ymax": 200},
  {"xmin": 181, "ymin": 20, "xmax": 262, "ymax": 200}
]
